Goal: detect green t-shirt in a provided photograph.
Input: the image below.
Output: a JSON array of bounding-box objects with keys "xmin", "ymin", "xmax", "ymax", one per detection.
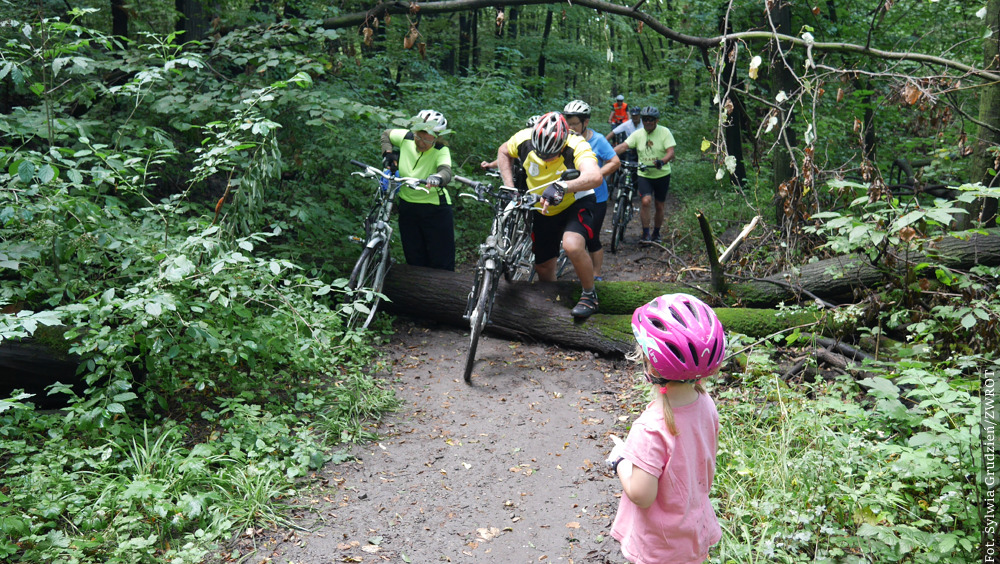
[
  {"xmin": 625, "ymin": 125, "xmax": 676, "ymax": 179},
  {"xmin": 388, "ymin": 129, "xmax": 453, "ymax": 205}
]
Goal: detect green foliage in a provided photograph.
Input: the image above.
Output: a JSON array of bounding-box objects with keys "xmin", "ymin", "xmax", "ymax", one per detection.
[
  {"xmin": 1, "ymin": 2, "xmax": 995, "ymax": 562},
  {"xmin": 714, "ymin": 350, "xmax": 985, "ymax": 563},
  {"xmin": 0, "ymin": 12, "xmax": 400, "ymax": 562}
]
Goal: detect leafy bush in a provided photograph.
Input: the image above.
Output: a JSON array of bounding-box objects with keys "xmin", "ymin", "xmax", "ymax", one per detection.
[
  {"xmin": 714, "ymin": 351, "xmax": 985, "ymax": 563},
  {"xmin": 0, "ymin": 13, "xmax": 401, "ymax": 562}
]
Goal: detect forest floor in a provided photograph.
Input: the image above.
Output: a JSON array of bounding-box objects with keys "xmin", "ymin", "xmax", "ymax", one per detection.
[{"xmin": 251, "ymin": 194, "xmax": 693, "ymax": 563}]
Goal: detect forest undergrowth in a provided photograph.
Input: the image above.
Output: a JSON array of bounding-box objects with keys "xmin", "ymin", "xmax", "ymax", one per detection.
[{"xmin": 0, "ymin": 6, "xmax": 994, "ymax": 563}]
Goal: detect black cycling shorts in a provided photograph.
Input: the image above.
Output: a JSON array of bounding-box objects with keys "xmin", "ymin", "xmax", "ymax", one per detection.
[
  {"xmin": 531, "ymin": 194, "xmax": 600, "ymax": 264},
  {"xmin": 637, "ymin": 174, "xmax": 671, "ymax": 203},
  {"xmin": 586, "ymin": 200, "xmax": 608, "ymax": 253}
]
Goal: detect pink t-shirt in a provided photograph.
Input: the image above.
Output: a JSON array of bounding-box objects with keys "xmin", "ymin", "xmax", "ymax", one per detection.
[{"xmin": 611, "ymin": 393, "xmax": 721, "ymax": 564}]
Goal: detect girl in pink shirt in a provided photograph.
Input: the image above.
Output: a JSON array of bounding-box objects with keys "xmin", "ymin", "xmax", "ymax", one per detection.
[{"xmin": 606, "ymin": 294, "xmax": 726, "ymax": 563}]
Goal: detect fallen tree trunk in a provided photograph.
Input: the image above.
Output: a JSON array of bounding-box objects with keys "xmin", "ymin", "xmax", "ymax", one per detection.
[
  {"xmin": 728, "ymin": 228, "xmax": 1000, "ymax": 306},
  {"xmin": 380, "ymin": 265, "xmax": 836, "ymax": 354}
]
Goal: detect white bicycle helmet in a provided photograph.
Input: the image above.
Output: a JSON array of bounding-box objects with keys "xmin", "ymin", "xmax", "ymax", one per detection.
[
  {"xmin": 416, "ymin": 109, "xmax": 447, "ymax": 133},
  {"xmin": 562, "ymin": 100, "xmax": 591, "ymax": 118},
  {"xmin": 531, "ymin": 112, "xmax": 569, "ymax": 160},
  {"xmin": 616, "ymin": 94, "xmax": 625, "ymax": 102},
  {"xmin": 525, "ymin": 114, "xmax": 543, "ymax": 128}
]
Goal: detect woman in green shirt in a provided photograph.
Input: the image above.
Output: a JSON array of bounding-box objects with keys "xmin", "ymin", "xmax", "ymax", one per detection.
[{"xmin": 380, "ymin": 110, "xmax": 456, "ymax": 271}]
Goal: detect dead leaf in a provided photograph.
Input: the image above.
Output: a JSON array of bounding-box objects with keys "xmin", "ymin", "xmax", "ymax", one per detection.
[
  {"xmin": 477, "ymin": 526, "xmax": 501, "ymax": 540},
  {"xmin": 566, "ymin": 522, "xmax": 581, "ymax": 529},
  {"xmin": 361, "ymin": 545, "xmax": 380, "ymax": 553},
  {"xmin": 902, "ymin": 83, "xmax": 921, "ymax": 105}
]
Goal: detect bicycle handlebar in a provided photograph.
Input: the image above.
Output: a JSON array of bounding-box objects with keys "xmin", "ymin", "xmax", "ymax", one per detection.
[
  {"xmin": 350, "ymin": 160, "xmax": 429, "ymax": 192},
  {"xmin": 619, "ymin": 160, "xmax": 648, "ymax": 171}
]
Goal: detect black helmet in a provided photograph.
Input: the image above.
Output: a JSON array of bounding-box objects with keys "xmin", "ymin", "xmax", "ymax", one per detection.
[
  {"xmin": 640, "ymin": 106, "xmax": 659, "ymax": 119},
  {"xmin": 628, "ymin": 106, "xmax": 641, "ymax": 115}
]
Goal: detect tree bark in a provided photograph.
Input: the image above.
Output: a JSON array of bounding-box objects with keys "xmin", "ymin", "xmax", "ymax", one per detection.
[
  {"xmin": 378, "ymin": 265, "xmax": 833, "ymax": 354},
  {"xmin": 380, "ymin": 227, "xmax": 1000, "ymax": 328},
  {"xmin": 961, "ymin": 0, "xmax": 1000, "ymax": 228}
]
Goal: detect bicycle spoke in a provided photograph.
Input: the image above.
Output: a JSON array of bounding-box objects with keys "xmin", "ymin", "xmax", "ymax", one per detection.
[{"xmin": 463, "ymin": 268, "xmax": 494, "ymax": 384}]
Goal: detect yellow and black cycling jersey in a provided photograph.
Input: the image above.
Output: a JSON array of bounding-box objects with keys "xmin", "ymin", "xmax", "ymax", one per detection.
[{"xmin": 504, "ymin": 128, "xmax": 598, "ymax": 216}]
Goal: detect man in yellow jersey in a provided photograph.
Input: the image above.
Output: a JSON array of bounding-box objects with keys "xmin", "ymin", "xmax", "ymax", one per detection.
[
  {"xmin": 381, "ymin": 109, "xmax": 455, "ymax": 271},
  {"xmin": 612, "ymin": 106, "xmax": 675, "ymax": 243},
  {"xmin": 495, "ymin": 112, "xmax": 604, "ymax": 318}
]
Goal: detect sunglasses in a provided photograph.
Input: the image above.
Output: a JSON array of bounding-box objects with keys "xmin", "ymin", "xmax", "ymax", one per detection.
[{"xmin": 641, "ymin": 117, "xmax": 657, "ymax": 122}]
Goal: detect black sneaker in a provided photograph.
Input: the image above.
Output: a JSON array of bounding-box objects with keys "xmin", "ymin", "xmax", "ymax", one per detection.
[
  {"xmin": 650, "ymin": 233, "xmax": 663, "ymax": 244},
  {"xmin": 571, "ymin": 293, "xmax": 599, "ymax": 318},
  {"xmin": 639, "ymin": 233, "xmax": 652, "ymax": 242}
]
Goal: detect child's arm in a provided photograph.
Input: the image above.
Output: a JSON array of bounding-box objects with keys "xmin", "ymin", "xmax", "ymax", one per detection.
[
  {"xmin": 607, "ymin": 434, "xmax": 660, "ymax": 509},
  {"xmin": 615, "ymin": 460, "xmax": 659, "ymax": 509}
]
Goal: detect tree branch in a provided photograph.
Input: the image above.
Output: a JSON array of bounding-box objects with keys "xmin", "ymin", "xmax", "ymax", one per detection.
[{"xmin": 319, "ymin": 0, "xmax": 1000, "ymax": 82}]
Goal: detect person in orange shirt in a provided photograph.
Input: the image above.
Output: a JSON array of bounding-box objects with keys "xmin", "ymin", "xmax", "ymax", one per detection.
[{"xmin": 608, "ymin": 94, "xmax": 629, "ymax": 126}]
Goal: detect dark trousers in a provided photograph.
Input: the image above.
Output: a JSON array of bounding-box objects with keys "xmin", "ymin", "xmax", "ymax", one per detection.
[{"xmin": 398, "ymin": 198, "xmax": 455, "ymax": 271}]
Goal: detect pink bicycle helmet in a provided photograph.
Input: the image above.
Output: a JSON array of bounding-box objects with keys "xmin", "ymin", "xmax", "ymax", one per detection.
[
  {"xmin": 631, "ymin": 293, "xmax": 726, "ymax": 381},
  {"xmin": 531, "ymin": 111, "xmax": 569, "ymax": 160}
]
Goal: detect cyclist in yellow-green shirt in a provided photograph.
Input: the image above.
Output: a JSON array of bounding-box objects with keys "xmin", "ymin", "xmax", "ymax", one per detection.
[
  {"xmin": 380, "ymin": 109, "xmax": 455, "ymax": 271},
  {"xmin": 495, "ymin": 111, "xmax": 604, "ymax": 319},
  {"xmin": 612, "ymin": 106, "xmax": 675, "ymax": 243}
]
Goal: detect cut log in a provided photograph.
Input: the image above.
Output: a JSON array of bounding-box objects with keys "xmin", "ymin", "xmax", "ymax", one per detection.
[{"xmin": 379, "ymin": 265, "xmax": 835, "ymax": 354}]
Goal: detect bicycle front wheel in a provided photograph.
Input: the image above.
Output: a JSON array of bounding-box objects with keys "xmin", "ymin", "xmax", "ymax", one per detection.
[
  {"xmin": 463, "ymin": 267, "xmax": 495, "ymax": 384},
  {"xmin": 610, "ymin": 194, "xmax": 629, "ymax": 254},
  {"xmin": 346, "ymin": 239, "xmax": 390, "ymax": 330}
]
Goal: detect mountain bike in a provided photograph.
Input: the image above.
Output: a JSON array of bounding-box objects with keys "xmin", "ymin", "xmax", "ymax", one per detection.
[
  {"xmin": 609, "ymin": 160, "xmax": 646, "ymax": 254},
  {"xmin": 454, "ymin": 169, "xmax": 580, "ymax": 384},
  {"xmin": 345, "ymin": 159, "xmax": 427, "ymax": 331}
]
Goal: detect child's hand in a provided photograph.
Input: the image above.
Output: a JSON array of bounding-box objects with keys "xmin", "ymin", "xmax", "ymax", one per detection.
[{"xmin": 606, "ymin": 434, "xmax": 626, "ymax": 465}]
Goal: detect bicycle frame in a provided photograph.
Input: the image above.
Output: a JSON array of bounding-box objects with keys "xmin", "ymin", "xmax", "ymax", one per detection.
[
  {"xmin": 345, "ymin": 160, "xmax": 426, "ymax": 330},
  {"xmin": 454, "ymin": 171, "xmax": 577, "ymax": 383}
]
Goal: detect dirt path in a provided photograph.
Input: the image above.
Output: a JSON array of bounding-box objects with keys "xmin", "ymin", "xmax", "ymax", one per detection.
[
  {"xmin": 259, "ymin": 324, "xmax": 631, "ymax": 563},
  {"xmin": 257, "ymin": 196, "xmax": 682, "ymax": 564}
]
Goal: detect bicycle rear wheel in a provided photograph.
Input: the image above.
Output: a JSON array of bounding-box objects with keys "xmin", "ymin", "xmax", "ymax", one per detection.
[
  {"xmin": 463, "ymin": 267, "xmax": 495, "ymax": 384},
  {"xmin": 346, "ymin": 238, "xmax": 390, "ymax": 330}
]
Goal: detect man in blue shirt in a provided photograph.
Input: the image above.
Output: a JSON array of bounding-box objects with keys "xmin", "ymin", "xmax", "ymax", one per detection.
[{"xmin": 563, "ymin": 100, "xmax": 621, "ymax": 281}]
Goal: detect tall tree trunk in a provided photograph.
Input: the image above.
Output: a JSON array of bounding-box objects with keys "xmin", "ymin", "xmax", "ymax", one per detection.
[
  {"xmin": 963, "ymin": 0, "xmax": 1000, "ymax": 228},
  {"xmin": 175, "ymin": 0, "xmax": 211, "ymax": 42},
  {"xmin": 719, "ymin": 17, "xmax": 747, "ymax": 188},
  {"xmin": 111, "ymin": 0, "xmax": 128, "ymax": 40},
  {"xmin": 472, "ymin": 9, "xmax": 481, "ymax": 73},
  {"xmin": 509, "ymin": 6, "xmax": 519, "ymax": 39},
  {"xmin": 442, "ymin": 14, "xmax": 457, "ymax": 75},
  {"xmin": 538, "ymin": 9, "xmax": 553, "ymax": 81},
  {"xmin": 769, "ymin": 2, "xmax": 799, "ymax": 231},
  {"xmin": 458, "ymin": 13, "xmax": 470, "ymax": 76}
]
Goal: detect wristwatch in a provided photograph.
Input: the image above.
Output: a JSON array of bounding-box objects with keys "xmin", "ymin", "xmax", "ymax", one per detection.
[{"xmin": 606, "ymin": 456, "xmax": 625, "ymax": 474}]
